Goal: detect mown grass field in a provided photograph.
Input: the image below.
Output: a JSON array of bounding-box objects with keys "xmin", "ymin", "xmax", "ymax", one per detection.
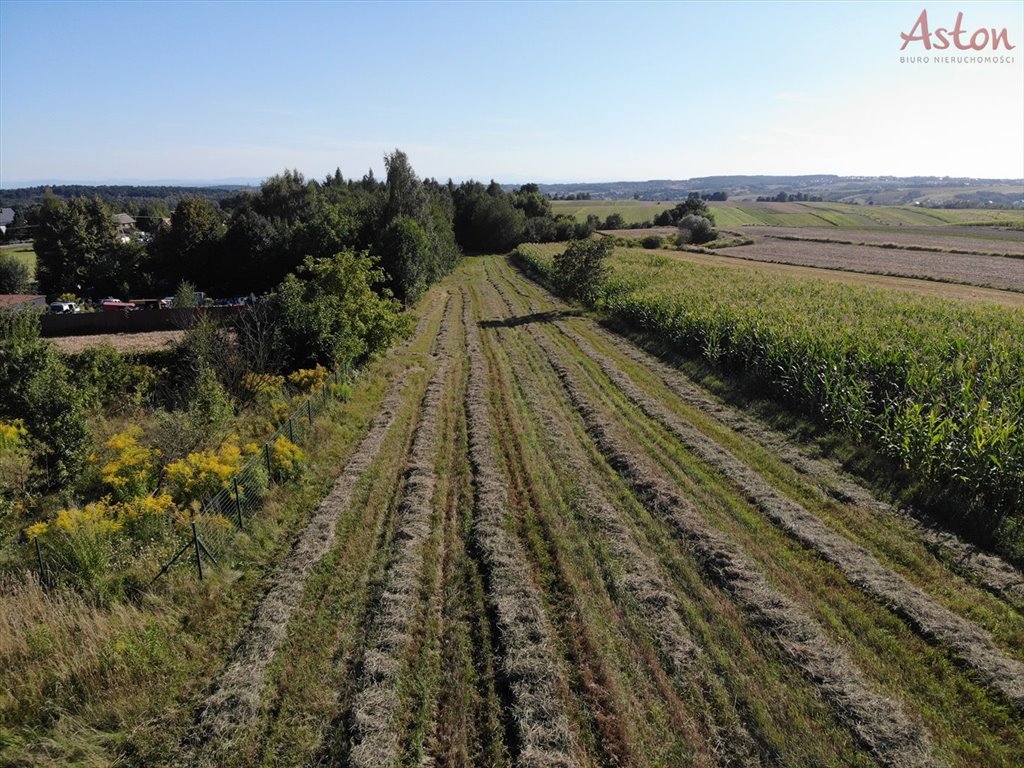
[
  {"xmin": 4, "ymin": 256, "xmax": 1024, "ymax": 767},
  {"xmin": 1, "ymin": 243, "xmax": 37, "ymax": 283}
]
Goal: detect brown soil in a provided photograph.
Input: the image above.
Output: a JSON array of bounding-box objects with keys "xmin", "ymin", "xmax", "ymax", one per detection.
[
  {"xmin": 716, "ymin": 239, "xmax": 1024, "ymax": 291},
  {"xmin": 50, "ymin": 330, "xmax": 184, "ymax": 353}
]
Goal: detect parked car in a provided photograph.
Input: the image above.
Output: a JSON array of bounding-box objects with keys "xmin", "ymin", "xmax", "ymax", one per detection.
[
  {"xmin": 100, "ymin": 299, "xmax": 136, "ymax": 312},
  {"xmin": 49, "ymin": 301, "xmax": 81, "ymax": 314}
]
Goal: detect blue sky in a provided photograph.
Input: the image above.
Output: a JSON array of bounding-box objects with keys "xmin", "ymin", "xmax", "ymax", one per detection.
[{"xmin": 1, "ymin": 0, "xmax": 1022, "ymax": 185}]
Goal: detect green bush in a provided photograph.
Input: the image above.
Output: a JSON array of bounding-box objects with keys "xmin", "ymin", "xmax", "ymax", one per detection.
[
  {"xmin": 640, "ymin": 235, "xmax": 663, "ymax": 249},
  {"xmin": 0, "ymin": 252, "xmax": 30, "ymax": 293},
  {"xmin": 0, "ymin": 311, "xmax": 88, "ymax": 489},
  {"xmin": 273, "ymin": 250, "xmax": 406, "ymax": 370},
  {"xmin": 552, "ymin": 238, "xmax": 614, "ymax": 306}
]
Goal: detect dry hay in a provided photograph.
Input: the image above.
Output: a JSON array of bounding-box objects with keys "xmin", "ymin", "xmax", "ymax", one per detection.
[
  {"xmin": 462, "ymin": 287, "xmax": 578, "ymax": 768},
  {"xmin": 349, "ymin": 295, "xmax": 456, "ymax": 768}
]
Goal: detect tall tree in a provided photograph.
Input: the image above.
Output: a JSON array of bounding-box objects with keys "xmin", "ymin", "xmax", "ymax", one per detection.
[{"xmin": 34, "ymin": 193, "xmax": 122, "ymax": 296}]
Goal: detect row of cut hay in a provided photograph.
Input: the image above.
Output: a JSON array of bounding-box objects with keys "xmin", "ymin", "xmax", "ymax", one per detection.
[
  {"xmin": 519, "ymin": 308, "xmax": 934, "ymax": 768},
  {"xmin": 573, "ymin": 310, "xmax": 1024, "ymax": 603},
  {"xmin": 179, "ymin": 293, "xmax": 451, "ymax": 766},
  {"xmin": 349, "ymin": 294, "xmax": 458, "ymax": 768},
  {"xmin": 556, "ymin": 321, "xmax": 1024, "ymax": 709},
  {"xmin": 461, "ymin": 286, "xmax": 578, "ymax": 768},
  {"xmin": 485, "ymin": 269, "xmax": 765, "ymax": 766}
]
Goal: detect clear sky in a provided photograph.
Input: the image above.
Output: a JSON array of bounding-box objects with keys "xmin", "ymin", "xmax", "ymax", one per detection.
[{"xmin": 1, "ymin": 0, "xmax": 1022, "ymax": 185}]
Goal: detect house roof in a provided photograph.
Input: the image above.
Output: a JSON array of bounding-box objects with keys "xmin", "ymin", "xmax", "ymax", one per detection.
[
  {"xmin": 0, "ymin": 208, "xmax": 14, "ymax": 226},
  {"xmin": 0, "ymin": 294, "xmax": 46, "ymax": 309},
  {"xmin": 113, "ymin": 212, "xmax": 136, "ymax": 225}
]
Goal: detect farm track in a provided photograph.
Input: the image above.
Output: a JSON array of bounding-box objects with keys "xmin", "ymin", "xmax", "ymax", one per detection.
[{"xmin": 483, "ymin": 265, "xmax": 933, "ymax": 767}]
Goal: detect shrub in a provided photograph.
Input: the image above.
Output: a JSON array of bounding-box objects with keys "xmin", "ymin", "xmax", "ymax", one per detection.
[
  {"xmin": 69, "ymin": 345, "xmax": 156, "ymax": 409},
  {"xmin": 552, "ymin": 238, "xmax": 614, "ymax": 306},
  {"xmin": 186, "ymin": 368, "xmax": 234, "ymax": 432},
  {"xmin": 273, "ymin": 250, "xmax": 406, "ymax": 370},
  {"xmin": 640, "ymin": 235, "xmax": 663, "ymax": 249},
  {"xmin": 0, "ymin": 252, "xmax": 30, "ymax": 293},
  {"xmin": 0, "ymin": 310, "xmax": 88, "ymax": 488},
  {"xmin": 676, "ymin": 214, "xmax": 716, "ymax": 245}
]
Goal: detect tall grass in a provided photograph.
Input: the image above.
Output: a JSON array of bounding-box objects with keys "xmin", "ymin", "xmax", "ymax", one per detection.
[{"xmin": 515, "ymin": 244, "xmax": 1024, "ymax": 560}]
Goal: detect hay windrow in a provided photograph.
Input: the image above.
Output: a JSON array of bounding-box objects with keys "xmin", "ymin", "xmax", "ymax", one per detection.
[
  {"xmin": 556, "ymin": 322, "xmax": 1024, "ymax": 709},
  {"xmin": 178, "ymin": 294, "xmax": 449, "ymax": 767},
  {"xmin": 461, "ymin": 286, "xmax": 578, "ymax": 768},
  {"xmin": 486, "ymin": 277, "xmax": 765, "ymax": 767},
  {"xmin": 349, "ymin": 294, "xmax": 457, "ymax": 768},
  {"xmin": 502, "ymin": 282, "xmax": 934, "ymax": 768}
]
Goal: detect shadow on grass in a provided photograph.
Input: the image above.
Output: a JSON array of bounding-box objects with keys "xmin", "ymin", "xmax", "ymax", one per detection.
[{"xmin": 479, "ymin": 309, "xmax": 581, "ymax": 329}]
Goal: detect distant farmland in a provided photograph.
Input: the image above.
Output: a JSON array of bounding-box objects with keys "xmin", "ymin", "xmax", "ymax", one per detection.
[
  {"xmin": 550, "ymin": 198, "xmax": 677, "ymax": 223},
  {"xmin": 552, "ymin": 198, "xmax": 1024, "ymax": 230}
]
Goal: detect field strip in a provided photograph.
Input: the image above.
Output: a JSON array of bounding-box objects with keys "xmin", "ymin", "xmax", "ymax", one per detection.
[
  {"xmin": 658, "ymin": 248, "xmax": 1024, "ymax": 306},
  {"xmin": 502, "ymin": 255, "xmax": 1024, "ymax": 602},
  {"xmin": 559, "ymin": 320, "xmax": 1024, "ymax": 704},
  {"xmin": 760, "ymin": 232, "xmax": 1024, "ymax": 259},
  {"xmin": 177, "ymin": 293, "xmax": 448, "ymax": 765},
  {"xmin": 515, "ymin": 311, "xmax": 935, "ymax": 768},
  {"xmin": 484, "ymin": 280, "xmax": 771, "ymax": 765},
  {"xmin": 349, "ymin": 294, "xmax": 455, "ymax": 767},
  {"xmin": 462, "ymin": 285, "xmax": 578, "ymax": 768}
]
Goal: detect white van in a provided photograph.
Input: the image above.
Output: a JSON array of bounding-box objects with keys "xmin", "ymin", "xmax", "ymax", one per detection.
[{"xmin": 49, "ymin": 301, "xmax": 81, "ymax": 314}]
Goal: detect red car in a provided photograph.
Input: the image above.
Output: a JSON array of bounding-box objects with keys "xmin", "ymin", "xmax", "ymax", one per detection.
[{"xmin": 100, "ymin": 298, "xmax": 136, "ymax": 312}]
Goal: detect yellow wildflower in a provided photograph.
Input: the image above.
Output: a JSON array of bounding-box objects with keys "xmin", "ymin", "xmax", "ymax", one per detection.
[
  {"xmin": 24, "ymin": 521, "xmax": 49, "ymax": 538},
  {"xmin": 287, "ymin": 366, "xmax": 329, "ymax": 393}
]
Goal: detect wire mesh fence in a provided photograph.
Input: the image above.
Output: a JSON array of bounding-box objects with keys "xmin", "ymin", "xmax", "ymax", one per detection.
[{"xmin": 31, "ymin": 363, "xmax": 353, "ymax": 589}]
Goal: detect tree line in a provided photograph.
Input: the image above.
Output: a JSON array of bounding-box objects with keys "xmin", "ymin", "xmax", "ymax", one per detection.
[{"xmin": 28, "ymin": 152, "xmax": 594, "ymax": 302}]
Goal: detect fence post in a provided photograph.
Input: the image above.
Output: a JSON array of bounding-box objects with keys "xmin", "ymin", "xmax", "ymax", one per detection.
[
  {"xmin": 233, "ymin": 478, "xmax": 243, "ymax": 528},
  {"xmin": 264, "ymin": 442, "xmax": 273, "ymax": 480},
  {"xmin": 34, "ymin": 537, "xmax": 47, "ymax": 592},
  {"xmin": 192, "ymin": 521, "xmax": 204, "ymax": 581}
]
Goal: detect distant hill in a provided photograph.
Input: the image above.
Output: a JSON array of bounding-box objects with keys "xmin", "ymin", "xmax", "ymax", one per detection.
[
  {"xmin": 520, "ymin": 176, "xmax": 1024, "ymax": 207},
  {"xmin": 0, "ymin": 184, "xmax": 258, "ymax": 210}
]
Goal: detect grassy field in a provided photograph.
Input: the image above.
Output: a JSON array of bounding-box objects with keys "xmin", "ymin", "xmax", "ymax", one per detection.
[
  {"xmin": 551, "ymin": 199, "xmax": 677, "ymax": 224},
  {"xmin": 1, "ymin": 243, "xmax": 37, "ymax": 284},
  {"xmin": 4, "ymin": 257, "xmax": 1024, "ymax": 766}
]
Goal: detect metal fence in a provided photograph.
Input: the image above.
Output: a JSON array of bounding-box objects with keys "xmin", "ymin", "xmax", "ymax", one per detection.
[{"xmin": 32, "ymin": 363, "xmax": 353, "ymax": 589}]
